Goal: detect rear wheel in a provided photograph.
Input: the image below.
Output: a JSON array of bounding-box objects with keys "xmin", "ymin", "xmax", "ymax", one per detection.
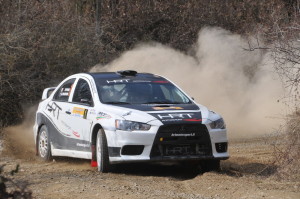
[
  {"xmin": 38, "ymin": 125, "xmax": 52, "ymax": 161},
  {"xmin": 96, "ymin": 129, "xmax": 110, "ymax": 172}
]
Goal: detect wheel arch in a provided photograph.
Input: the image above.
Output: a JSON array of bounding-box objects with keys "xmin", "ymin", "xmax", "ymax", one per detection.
[
  {"xmin": 91, "ymin": 123, "xmax": 103, "ymax": 146},
  {"xmin": 36, "ymin": 112, "xmax": 47, "ymax": 155},
  {"xmin": 90, "ymin": 123, "xmax": 103, "ymax": 164},
  {"xmin": 35, "ymin": 123, "xmax": 45, "ymax": 155}
]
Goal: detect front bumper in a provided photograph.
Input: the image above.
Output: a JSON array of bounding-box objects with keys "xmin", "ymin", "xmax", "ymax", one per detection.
[{"xmin": 105, "ymin": 124, "xmax": 229, "ymax": 163}]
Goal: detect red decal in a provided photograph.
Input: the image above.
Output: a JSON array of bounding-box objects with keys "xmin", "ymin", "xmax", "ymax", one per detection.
[
  {"xmin": 183, "ymin": 118, "xmax": 202, "ymax": 122},
  {"xmin": 152, "ymin": 81, "xmax": 169, "ymax": 83},
  {"xmin": 91, "ymin": 160, "xmax": 97, "ymax": 167},
  {"xmin": 73, "ymin": 131, "xmax": 80, "ymax": 137}
]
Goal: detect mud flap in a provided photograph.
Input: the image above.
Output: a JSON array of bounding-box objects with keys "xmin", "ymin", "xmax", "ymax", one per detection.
[{"xmin": 91, "ymin": 144, "xmax": 97, "ymax": 167}]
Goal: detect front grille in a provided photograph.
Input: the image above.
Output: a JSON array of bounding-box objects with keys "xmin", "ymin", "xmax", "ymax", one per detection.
[
  {"xmin": 150, "ymin": 124, "xmax": 212, "ymax": 159},
  {"xmin": 215, "ymin": 142, "xmax": 228, "ymax": 153}
]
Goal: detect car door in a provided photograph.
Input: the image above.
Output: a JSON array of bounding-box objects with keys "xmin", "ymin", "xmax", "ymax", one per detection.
[
  {"xmin": 65, "ymin": 78, "xmax": 94, "ymax": 152},
  {"xmin": 47, "ymin": 77, "xmax": 94, "ymax": 152},
  {"xmin": 45, "ymin": 78, "xmax": 77, "ymax": 150}
]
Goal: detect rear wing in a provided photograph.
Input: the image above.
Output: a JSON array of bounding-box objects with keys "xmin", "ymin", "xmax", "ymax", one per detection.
[{"xmin": 42, "ymin": 87, "xmax": 56, "ymax": 100}]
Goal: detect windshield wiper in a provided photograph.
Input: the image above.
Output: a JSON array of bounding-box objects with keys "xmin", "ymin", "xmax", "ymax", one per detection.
[{"xmin": 105, "ymin": 101, "xmax": 131, "ymax": 104}]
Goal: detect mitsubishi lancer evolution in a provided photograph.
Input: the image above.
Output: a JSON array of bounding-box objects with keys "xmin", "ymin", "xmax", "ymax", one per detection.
[{"xmin": 33, "ymin": 70, "xmax": 229, "ymax": 172}]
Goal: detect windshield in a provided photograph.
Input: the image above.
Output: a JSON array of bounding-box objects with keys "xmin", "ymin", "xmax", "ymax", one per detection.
[{"xmin": 96, "ymin": 81, "xmax": 192, "ymax": 104}]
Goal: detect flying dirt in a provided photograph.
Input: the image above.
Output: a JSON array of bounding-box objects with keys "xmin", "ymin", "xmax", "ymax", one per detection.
[{"xmin": 91, "ymin": 27, "xmax": 285, "ymax": 139}]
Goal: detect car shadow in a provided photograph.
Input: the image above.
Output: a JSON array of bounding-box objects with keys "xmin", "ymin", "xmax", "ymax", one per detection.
[
  {"xmin": 112, "ymin": 162, "xmax": 200, "ymax": 181},
  {"xmin": 49, "ymin": 158, "xmax": 200, "ymax": 180},
  {"xmin": 49, "ymin": 157, "xmax": 277, "ymax": 180}
]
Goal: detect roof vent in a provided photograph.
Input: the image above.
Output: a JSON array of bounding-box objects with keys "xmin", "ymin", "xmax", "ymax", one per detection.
[{"xmin": 117, "ymin": 70, "xmax": 137, "ymax": 76}]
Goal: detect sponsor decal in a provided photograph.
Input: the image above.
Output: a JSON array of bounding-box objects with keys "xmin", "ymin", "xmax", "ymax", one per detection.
[
  {"xmin": 61, "ymin": 120, "xmax": 71, "ymax": 136},
  {"xmin": 152, "ymin": 112, "xmax": 202, "ymax": 123},
  {"xmin": 72, "ymin": 107, "xmax": 85, "ymax": 116},
  {"xmin": 61, "ymin": 121, "xmax": 80, "ymax": 137},
  {"xmin": 46, "ymin": 102, "xmax": 62, "ymax": 119},
  {"xmin": 133, "ymin": 80, "xmax": 151, "ymax": 83},
  {"xmin": 106, "ymin": 79, "xmax": 130, "ymax": 84},
  {"xmin": 59, "ymin": 87, "xmax": 72, "ymax": 97},
  {"xmin": 152, "ymin": 106, "xmax": 183, "ymax": 110},
  {"xmin": 96, "ymin": 112, "xmax": 112, "ymax": 120},
  {"xmin": 122, "ymin": 111, "xmax": 132, "ymax": 116},
  {"xmin": 59, "ymin": 92, "xmax": 68, "ymax": 96},
  {"xmin": 83, "ymin": 109, "xmax": 88, "ymax": 119},
  {"xmin": 152, "ymin": 81, "xmax": 169, "ymax": 83},
  {"xmin": 61, "ymin": 120, "xmax": 71, "ymax": 131},
  {"xmin": 171, "ymin": 133, "xmax": 196, "ymax": 137},
  {"xmin": 72, "ymin": 107, "xmax": 88, "ymax": 119},
  {"xmin": 183, "ymin": 118, "xmax": 202, "ymax": 122},
  {"xmin": 73, "ymin": 131, "xmax": 80, "ymax": 138},
  {"xmin": 166, "ymin": 145, "xmax": 191, "ymax": 155},
  {"xmin": 76, "ymin": 143, "xmax": 90, "ymax": 148},
  {"xmin": 89, "ymin": 109, "xmax": 96, "ymax": 115},
  {"xmin": 157, "ymin": 113, "xmax": 194, "ymax": 120}
]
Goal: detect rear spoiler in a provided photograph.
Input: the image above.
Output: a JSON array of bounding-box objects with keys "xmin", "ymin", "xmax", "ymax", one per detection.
[{"xmin": 42, "ymin": 87, "xmax": 56, "ymax": 100}]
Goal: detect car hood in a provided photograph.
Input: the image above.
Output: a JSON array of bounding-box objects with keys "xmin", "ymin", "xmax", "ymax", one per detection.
[
  {"xmin": 107, "ymin": 103, "xmax": 200, "ymax": 112},
  {"xmin": 101, "ymin": 103, "xmax": 212, "ymax": 125}
]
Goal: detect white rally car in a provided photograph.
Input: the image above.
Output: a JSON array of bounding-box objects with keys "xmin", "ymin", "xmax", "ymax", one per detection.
[{"xmin": 33, "ymin": 70, "xmax": 229, "ymax": 172}]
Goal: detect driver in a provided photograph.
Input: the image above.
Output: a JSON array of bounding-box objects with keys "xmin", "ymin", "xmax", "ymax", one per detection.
[{"xmin": 126, "ymin": 84, "xmax": 151, "ymax": 103}]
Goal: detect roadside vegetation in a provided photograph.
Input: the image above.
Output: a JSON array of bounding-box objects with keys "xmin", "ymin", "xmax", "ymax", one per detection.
[
  {"xmin": 0, "ymin": 164, "xmax": 32, "ymax": 199},
  {"xmin": 0, "ymin": 0, "xmax": 299, "ymax": 181}
]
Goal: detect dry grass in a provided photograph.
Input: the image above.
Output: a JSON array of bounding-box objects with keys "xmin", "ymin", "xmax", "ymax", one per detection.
[{"xmin": 272, "ymin": 114, "xmax": 300, "ymax": 181}]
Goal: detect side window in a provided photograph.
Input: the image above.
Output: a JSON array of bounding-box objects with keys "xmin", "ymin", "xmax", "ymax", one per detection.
[
  {"xmin": 72, "ymin": 79, "xmax": 93, "ymax": 106},
  {"xmin": 53, "ymin": 78, "xmax": 75, "ymax": 101}
]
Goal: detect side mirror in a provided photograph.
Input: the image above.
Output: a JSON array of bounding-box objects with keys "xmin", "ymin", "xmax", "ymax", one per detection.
[{"xmin": 42, "ymin": 87, "xmax": 56, "ymax": 100}]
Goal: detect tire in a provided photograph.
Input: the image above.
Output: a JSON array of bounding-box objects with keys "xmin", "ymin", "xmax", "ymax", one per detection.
[
  {"xmin": 96, "ymin": 129, "xmax": 110, "ymax": 173},
  {"xmin": 38, "ymin": 125, "xmax": 52, "ymax": 161},
  {"xmin": 201, "ymin": 159, "xmax": 220, "ymax": 172}
]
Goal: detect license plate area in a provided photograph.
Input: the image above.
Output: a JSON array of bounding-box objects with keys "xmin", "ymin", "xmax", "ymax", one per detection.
[{"xmin": 165, "ymin": 145, "xmax": 193, "ymax": 156}]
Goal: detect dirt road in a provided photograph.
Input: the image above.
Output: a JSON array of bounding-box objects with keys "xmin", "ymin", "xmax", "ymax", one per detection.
[{"xmin": 0, "ymin": 137, "xmax": 299, "ymax": 199}]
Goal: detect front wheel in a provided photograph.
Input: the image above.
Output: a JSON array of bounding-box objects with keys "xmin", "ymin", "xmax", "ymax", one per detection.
[
  {"xmin": 38, "ymin": 125, "xmax": 52, "ymax": 161},
  {"xmin": 96, "ymin": 129, "xmax": 110, "ymax": 172}
]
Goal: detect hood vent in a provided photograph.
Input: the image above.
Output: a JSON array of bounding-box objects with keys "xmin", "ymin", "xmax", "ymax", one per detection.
[{"xmin": 117, "ymin": 70, "xmax": 137, "ymax": 76}]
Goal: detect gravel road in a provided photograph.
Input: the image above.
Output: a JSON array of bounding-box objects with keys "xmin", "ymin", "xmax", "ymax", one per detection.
[{"xmin": 0, "ymin": 134, "xmax": 299, "ymax": 199}]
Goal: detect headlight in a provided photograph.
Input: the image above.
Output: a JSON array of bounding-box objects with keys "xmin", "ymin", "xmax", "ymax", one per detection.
[
  {"xmin": 210, "ymin": 118, "xmax": 226, "ymax": 129},
  {"xmin": 115, "ymin": 120, "xmax": 151, "ymax": 131}
]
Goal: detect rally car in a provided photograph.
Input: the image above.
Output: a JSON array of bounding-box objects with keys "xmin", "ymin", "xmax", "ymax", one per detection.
[{"xmin": 33, "ymin": 70, "xmax": 229, "ymax": 172}]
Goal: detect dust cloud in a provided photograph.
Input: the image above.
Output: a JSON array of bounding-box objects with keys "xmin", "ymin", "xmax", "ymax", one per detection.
[
  {"xmin": 2, "ymin": 105, "xmax": 37, "ymax": 159},
  {"xmin": 91, "ymin": 27, "xmax": 285, "ymax": 139}
]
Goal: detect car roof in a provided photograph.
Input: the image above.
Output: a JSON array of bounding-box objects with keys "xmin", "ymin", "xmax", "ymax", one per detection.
[{"xmin": 87, "ymin": 71, "xmax": 166, "ymax": 81}]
